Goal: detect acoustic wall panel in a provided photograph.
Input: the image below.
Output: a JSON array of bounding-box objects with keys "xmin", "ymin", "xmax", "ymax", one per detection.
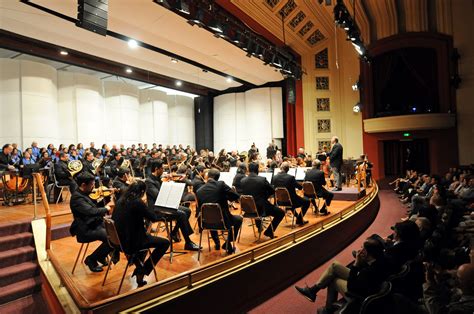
[{"xmin": 0, "ymin": 59, "xmax": 21, "ymax": 145}]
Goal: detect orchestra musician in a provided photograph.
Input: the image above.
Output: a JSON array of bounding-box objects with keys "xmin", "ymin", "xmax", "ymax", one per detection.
[
  {"xmin": 297, "ymin": 147, "xmax": 306, "ymax": 159},
  {"xmin": 112, "ymin": 168, "xmax": 130, "ymax": 199},
  {"xmin": 111, "ymin": 181, "xmax": 170, "ymax": 287},
  {"xmin": 54, "ymin": 152, "xmax": 78, "ymax": 193},
  {"xmin": 145, "ymin": 160, "xmax": 201, "ymax": 251},
  {"xmin": 82, "ymin": 152, "xmax": 95, "ymax": 176},
  {"xmin": 0, "ymin": 144, "xmax": 15, "ymax": 171},
  {"xmin": 272, "ymin": 162, "xmax": 310, "ymax": 226},
  {"xmin": 266, "ymin": 141, "xmax": 277, "ymax": 160},
  {"xmin": 232, "ymin": 163, "xmax": 247, "ymax": 194},
  {"xmin": 240, "ymin": 162, "xmax": 285, "ymax": 239},
  {"xmin": 69, "ymin": 172, "xmax": 114, "ymax": 272},
  {"xmin": 196, "ymin": 168, "xmax": 242, "ymax": 254},
  {"xmin": 304, "ymin": 160, "xmax": 332, "ymax": 215},
  {"xmin": 328, "ymin": 136, "xmax": 343, "ymax": 191}
]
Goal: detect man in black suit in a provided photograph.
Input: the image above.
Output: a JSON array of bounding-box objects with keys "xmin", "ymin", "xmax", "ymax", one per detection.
[
  {"xmin": 0, "ymin": 144, "xmax": 15, "ymax": 171},
  {"xmin": 240, "ymin": 162, "xmax": 285, "ymax": 239},
  {"xmin": 304, "ymin": 160, "xmax": 333, "ymax": 215},
  {"xmin": 81, "ymin": 151, "xmax": 95, "ymax": 176},
  {"xmin": 328, "ymin": 136, "xmax": 343, "ymax": 191},
  {"xmin": 191, "ymin": 164, "xmax": 206, "ymax": 193},
  {"xmin": 54, "ymin": 152, "xmax": 78, "ymax": 193},
  {"xmin": 266, "ymin": 141, "xmax": 277, "ymax": 160},
  {"xmin": 112, "ymin": 168, "xmax": 130, "ymax": 200},
  {"xmin": 70, "ymin": 173, "xmax": 114, "ymax": 272},
  {"xmin": 196, "ymin": 169, "xmax": 242, "ymax": 253},
  {"xmin": 145, "ymin": 161, "xmax": 200, "ymax": 251},
  {"xmin": 295, "ymin": 237, "xmax": 390, "ymax": 313},
  {"xmin": 272, "ymin": 162, "xmax": 309, "ymax": 226}
]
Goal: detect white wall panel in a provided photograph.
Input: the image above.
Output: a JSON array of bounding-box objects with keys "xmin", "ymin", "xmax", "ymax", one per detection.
[
  {"xmin": 270, "ymin": 87, "xmax": 284, "ymax": 138},
  {"xmin": 214, "ymin": 93, "xmax": 237, "ymax": 151},
  {"xmin": 57, "ymin": 71, "xmax": 76, "ymax": 146},
  {"xmin": 74, "ymin": 73, "xmax": 104, "ymax": 146},
  {"xmin": 168, "ymin": 95, "xmax": 195, "ymax": 147},
  {"xmin": 139, "ymin": 91, "xmax": 155, "ymax": 146},
  {"xmin": 244, "ymin": 88, "xmax": 273, "ymax": 153},
  {"xmin": 0, "ymin": 59, "xmax": 21, "ymax": 146},
  {"xmin": 20, "ymin": 60, "xmax": 58, "ymax": 147}
]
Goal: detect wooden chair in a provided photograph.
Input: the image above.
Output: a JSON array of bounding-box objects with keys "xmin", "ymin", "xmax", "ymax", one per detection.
[
  {"xmin": 102, "ymin": 217, "xmax": 158, "ymax": 294},
  {"xmin": 239, "ymin": 195, "xmax": 273, "ymax": 241},
  {"xmin": 274, "ymin": 187, "xmax": 297, "ymax": 228},
  {"xmin": 71, "ymin": 242, "xmax": 90, "ymax": 274},
  {"xmin": 197, "ymin": 203, "xmax": 235, "ymax": 261},
  {"xmin": 302, "ymin": 181, "xmax": 326, "ymax": 214}
]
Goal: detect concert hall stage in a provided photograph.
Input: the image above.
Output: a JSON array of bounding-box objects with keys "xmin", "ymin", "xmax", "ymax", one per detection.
[{"xmin": 1, "ymin": 181, "xmax": 379, "ymax": 313}]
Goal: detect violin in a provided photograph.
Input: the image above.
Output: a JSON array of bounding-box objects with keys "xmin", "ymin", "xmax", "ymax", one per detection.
[
  {"xmin": 161, "ymin": 173, "xmax": 187, "ymax": 182},
  {"xmin": 89, "ymin": 186, "xmax": 117, "ymax": 201}
]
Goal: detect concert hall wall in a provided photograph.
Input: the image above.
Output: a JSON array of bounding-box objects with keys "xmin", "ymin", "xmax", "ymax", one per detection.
[
  {"xmin": 0, "ymin": 58, "xmax": 195, "ymax": 148},
  {"xmin": 213, "ymin": 87, "xmax": 284, "ymax": 153}
]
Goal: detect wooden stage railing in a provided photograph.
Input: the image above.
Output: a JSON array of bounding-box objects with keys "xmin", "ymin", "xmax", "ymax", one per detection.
[{"xmin": 32, "ymin": 172, "xmax": 379, "ymax": 313}]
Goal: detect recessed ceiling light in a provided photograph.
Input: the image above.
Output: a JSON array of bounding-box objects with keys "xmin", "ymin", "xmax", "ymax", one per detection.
[
  {"xmin": 171, "ymin": 58, "xmax": 178, "ymax": 64},
  {"xmin": 226, "ymin": 77, "xmax": 233, "ymax": 83},
  {"xmin": 125, "ymin": 68, "xmax": 133, "ymax": 73},
  {"xmin": 176, "ymin": 80, "xmax": 182, "ymax": 86},
  {"xmin": 128, "ymin": 39, "xmax": 138, "ymax": 49},
  {"xmin": 60, "ymin": 50, "xmax": 68, "ymax": 56}
]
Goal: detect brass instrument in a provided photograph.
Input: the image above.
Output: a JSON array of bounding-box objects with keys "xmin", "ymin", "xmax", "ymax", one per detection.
[
  {"xmin": 92, "ymin": 158, "xmax": 102, "ymax": 174},
  {"xmin": 68, "ymin": 160, "xmax": 83, "ymax": 177}
]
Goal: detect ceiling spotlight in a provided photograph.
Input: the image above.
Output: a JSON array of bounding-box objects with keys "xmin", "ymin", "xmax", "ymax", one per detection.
[
  {"xmin": 271, "ymin": 54, "xmax": 282, "ymax": 68},
  {"xmin": 208, "ymin": 17, "xmax": 223, "ymax": 33},
  {"xmin": 176, "ymin": 0, "xmax": 190, "ymax": 14},
  {"xmin": 226, "ymin": 76, "xmax": 233, "ymax": 83},
  {"xmin": 125, "ymin": 68, "xmax": 133, "ymax": 73},
  {"xmin": 352, "ymin": 81, "xmax": 360, "ymax": 91},
  {"xmin": 59, "ymin": 50, "xmax": 68, "ymax": 56},
  {"xmin": 128, "ymin": 39, "xmax": 138, "ymax": 49},
  {"xmin": 202, "ymin": 69, "xmax": 208, "ymax": 73},
  {"xmin": 176, "ymin": 80, "xmax": 183, "ymax": 86},
  {"xmin": 171, "ymin": 58, "xmax": 178, "ymax": 63},
  {"xmin": 353, "ymin": 102, "xmax": 362, "ymax": 113}
]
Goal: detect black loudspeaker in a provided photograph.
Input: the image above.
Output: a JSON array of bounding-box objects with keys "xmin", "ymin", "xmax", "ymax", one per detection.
[
  {"xmin": 77, "ymin": 0, "xmax": 108, "ymax": 36},
  {"xmin": 286, "ymin": 77, "xmax": 296, "ymax": 105}
]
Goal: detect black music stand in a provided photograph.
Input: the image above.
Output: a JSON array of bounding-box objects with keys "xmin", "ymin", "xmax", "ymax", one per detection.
[{"xmin": 153, "ymin": 206, "xmax": 187, "ymax": 263}]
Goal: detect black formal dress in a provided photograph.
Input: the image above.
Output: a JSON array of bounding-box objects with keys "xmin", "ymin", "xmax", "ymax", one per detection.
[
  {"xmin": 328, "ymin": 143, "xmax": 343, "ymax": 189},
  {"xmin": 196, "ymin": 179, "xmax": 242, "ymax": 247},
  {"xmin": 272, "ymin": 172, "xmax": 309, "ymax": 223},
  {"xmin": 304, "ymin": 168, "xmax": 333, "ymax": 213},
  {"xmin": 112, "ymin": 198, "xmax": 169, "ymax": 276},
  {"xmin": 69, "ymin": 189, "xmax": 112, "ymax": 263},
  {"xmin": 232, "ymin": 173, "xmax": 246, "ymax": 194},
  {"xmin": 240, "ymin": 173, "xmax": 284, "ymax": 236},
  {"xmin": 145, "ymin": 174, "xmax": 193, "ymax": 239},
  {"xmin": 54, "ymin": 160, "xmax": 78, "ymax": 193}
]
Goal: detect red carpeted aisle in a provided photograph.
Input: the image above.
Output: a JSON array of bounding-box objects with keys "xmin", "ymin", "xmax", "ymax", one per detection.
[{"xmin": 249, "ymin": 186, "xmax": 406, "ymax": 314}]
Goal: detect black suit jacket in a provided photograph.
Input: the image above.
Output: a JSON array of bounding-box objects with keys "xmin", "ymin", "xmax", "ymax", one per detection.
[
  {"xmin": 328, "ymin": 143, "xmax": 343, "ymax": 169},
  {"xmin": 241, "ymin": 173, "xmax": 275, "ymax": 212},
  {"xmin": 232, "ymin": 173, "xmax": 246, "ymax": 194},
  {"xmin": 145, "ymin": 174, "xmax": 162, "ymax": 210},
  {"xmin": 304, "ymin": 168, "xmax": 327, "ymax": 194},
  {"xmin": 0, "ymin": 152, "xmax": 12, "ymax": 170},
  {"xmin": 196, "ymin": 179, "xmax": 239, "ymax": 224},
  {"xmin": 191, "ymin": 177, "xmax": 205, "ymax": 194},
  {"xmin": 55, "ymin": 160, "xmax": 71, "ymax": 181},
  {"xmin": 272, "ymin": 172, "xmax": 303, "ymax": 207},
  {"xmin": 82, "ymin": 159, "xmax": 95, "ymax": 175},
  {"xmin": 112, "ymin": 198, "xmax": 158, "ymax": 254},
  {"xmin": 112, "ymin": 177, "xmax": 129, "ymax": 199},
  {"xmin": 69, "ymin": 190, "xmax": 108, "ymax": 242}
]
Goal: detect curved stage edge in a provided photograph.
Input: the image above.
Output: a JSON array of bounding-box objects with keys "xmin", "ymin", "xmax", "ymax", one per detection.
[
  {"xmin": 104, "ymin": 185, "xmax": 377, "ymax": 313},
  {"xmin": 41, "ymin": 185, "xmax": 379, "ymax": 313}
]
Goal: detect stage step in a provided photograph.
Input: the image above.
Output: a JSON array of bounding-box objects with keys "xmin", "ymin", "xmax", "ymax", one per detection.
[
  {"xmin": 0, "ymin": 292, "xmax": 49, "ymax": 314},
  {"xmin": 0, "ymin": 262, "xmax": 39, "ymax": 288},
  {"xmin": 0, "ymin": 232, "xmax": 34, "ymax": 252},
  {"xmin": 0, "ymin": 247, "xmax": 36, "ymax": 269},
  {"xmin": 0, "ymin": 221, "xmax": 31, "ymax": 237},
  {"xmin": 0, "ymin": 277, "xmax": 42, "ymax": 306}
]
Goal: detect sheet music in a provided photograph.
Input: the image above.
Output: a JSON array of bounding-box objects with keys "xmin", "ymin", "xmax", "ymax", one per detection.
[
  {"xmin": 288, "ymin": 168, "xmax": 297, "ymax": 177},
  {"xmin": 258, "ymin": 172, "xmax": 273, "ymax": 183},
  {"xmin": 295, "ymin": 167, "xmax": 309, "ymax": 181},
  {"xmin": 219, "ymin": 172, "xmax": 235, "ymax": 187},
  {"xmin": 155, "ymin": 182, "xmax": 186, "ymax": 209},
  {"xmin": 229, "ymin": 167, "xmax": 238, "ymax": 176}
]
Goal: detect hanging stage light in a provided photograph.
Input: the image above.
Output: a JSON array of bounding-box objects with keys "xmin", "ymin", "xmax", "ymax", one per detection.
[{"xmin": 353, "ymin": 102, "xmax": 362, "ymax": 113}]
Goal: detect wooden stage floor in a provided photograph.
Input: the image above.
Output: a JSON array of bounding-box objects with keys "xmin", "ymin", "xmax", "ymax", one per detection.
[{"xmin": 0, "ymin": 189, "xmax": 369, "ymax": 306}]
